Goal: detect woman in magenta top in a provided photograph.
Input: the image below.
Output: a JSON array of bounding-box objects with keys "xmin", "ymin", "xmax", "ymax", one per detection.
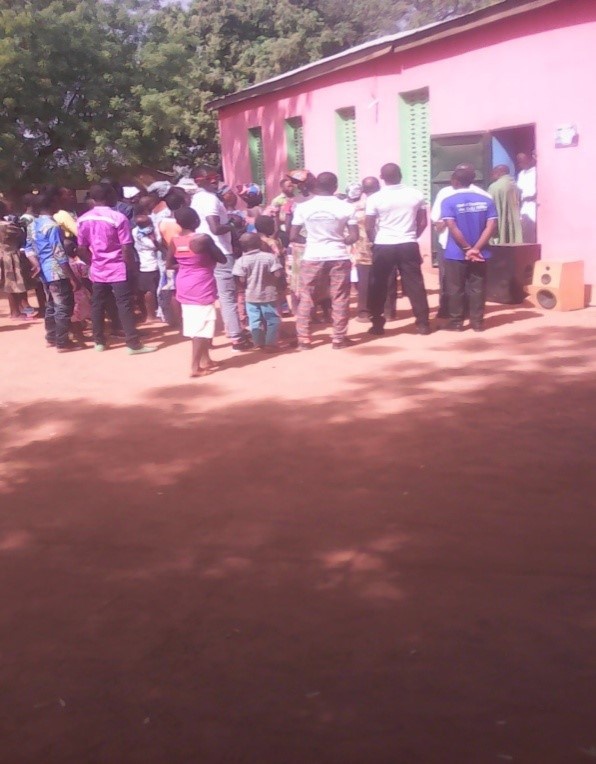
[{"xmin": 167, "ymin": 207, "xmax": 226, "ymax": 377}]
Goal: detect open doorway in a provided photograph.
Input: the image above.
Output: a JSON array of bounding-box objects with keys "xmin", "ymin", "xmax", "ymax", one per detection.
[{"xmin": 430, "ymin": 123, "xmax": 537, "ymax": 251}]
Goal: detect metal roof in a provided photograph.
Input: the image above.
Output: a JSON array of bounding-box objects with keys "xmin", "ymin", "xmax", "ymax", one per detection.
[{"xmin": 208, "ymin": 0, "xmax": 561, "ymax": 110}]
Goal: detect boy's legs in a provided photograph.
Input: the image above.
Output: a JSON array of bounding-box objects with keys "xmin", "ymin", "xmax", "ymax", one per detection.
[
  {"xmin": 261, "ymin": 302, "xmax": 281, "ymax": 346},
  {"xmin": 44, "ymin": 284, "xmax": 56, "ymax": 346},
  {"xmin": 49, "ymin": 278, "xmax": 74, "ymax": 349},
  {"xmin": 246, "ymin": 302, "xmax": 265, "ymax": 348},
  {"xmin": 328, "ymin": 259, "xmax": 351, "ymax": 343}
]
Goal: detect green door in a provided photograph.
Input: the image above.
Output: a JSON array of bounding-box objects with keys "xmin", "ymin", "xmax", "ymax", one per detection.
[
  {"xmin": 285, "ymin": 117, "xmax": 305, "ymax": 171},
  {"xmin": 399, "ymin": 89, "xmax": 431, "ymax": 201},
  {"xmin": 336, "ymin": 107, "xmax": 359, "ymax": 191},
  {"xmin": 248, "ymin": 127, "xmax": 265, "ymax": 192}
]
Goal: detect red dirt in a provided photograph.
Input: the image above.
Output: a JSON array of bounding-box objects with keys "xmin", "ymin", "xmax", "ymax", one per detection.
[{"xmin": 0, "ymin": 288, "xmax": 595, "ymax": 764}]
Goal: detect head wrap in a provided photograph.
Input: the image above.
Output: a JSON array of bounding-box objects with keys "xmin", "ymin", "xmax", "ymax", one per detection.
[
  {"xmin": 146, "ymin": 181, "xmax": 172, "ymax": 199},
  {"xmin": 346, "ymin": 182, "xmax": 363, "ymax": 201}
]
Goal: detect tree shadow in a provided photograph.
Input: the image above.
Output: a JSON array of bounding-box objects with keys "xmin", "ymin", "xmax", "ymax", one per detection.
[{"xmin": 0, "ymin": 323, "xmax": 594, "ymax": 763}]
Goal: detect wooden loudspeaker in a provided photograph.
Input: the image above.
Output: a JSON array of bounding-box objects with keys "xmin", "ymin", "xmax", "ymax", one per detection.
[{"xmin": 527, "ymin": 260, "xmax": 585, "ymax": 311}]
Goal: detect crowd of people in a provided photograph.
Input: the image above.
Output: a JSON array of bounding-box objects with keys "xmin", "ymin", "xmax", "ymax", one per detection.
[{"xmin": 0, "ymin": 154, "xmax": 524, "ymax": 375}]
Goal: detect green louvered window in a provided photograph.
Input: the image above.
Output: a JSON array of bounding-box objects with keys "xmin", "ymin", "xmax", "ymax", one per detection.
[
  {"xmin": 285, "ymin": 117, "xmax": 305, "ymax": 170},
  {"xmin": 336, "ymin": 107, "xmax": 359, "ymax": 192},
  {"xmin": 248, "ymin": 127, "xmax": 265, "ymax": 191},
  {"xmin": 399, "ymin": 89, "xmax": 431, "ymax": 201}
]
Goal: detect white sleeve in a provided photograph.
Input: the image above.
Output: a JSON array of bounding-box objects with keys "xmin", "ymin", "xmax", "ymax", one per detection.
[
  {"xmin": 364, "ymin": 194, "xmax": 378, "ymax": 216},
  {"xmin": 430, "ymin": 190, "xmax": 445, "ymax": 222},
  {"xmin": 292, "ymin": 204, "xmax": 305, "ymax": 227}
]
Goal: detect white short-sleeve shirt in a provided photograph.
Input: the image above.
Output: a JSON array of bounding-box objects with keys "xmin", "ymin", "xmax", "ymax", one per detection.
[
  {"xmin": 190, "ymin": 188, "xmax": 232, "ymax": 255},
  {"xmin": 292, "ymin": 195, "xmax": 355, "ymax": 261},
  {"xmin": 365, "ymin": 184, "xmax": 425, "ymax": 245}
]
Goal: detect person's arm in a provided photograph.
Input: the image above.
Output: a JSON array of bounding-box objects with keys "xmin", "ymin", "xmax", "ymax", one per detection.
[
  {"xmin": 231, "ymin": 257, "xmax": 246, "ymax": 286},
  {"xmin": 165, "ymin": 240, "xmax": 177, "ymax": 270},
  {"xmin": 364, "ymin": 215, "xmax": 377, "ymax": 243},
  {"xmin": 27, "ymin": 254, "xmax": 41, "ymax": 279},
  {"xmin": 115, "ymin": 214, "xmax": 136, "ymax": 271},
  {"xmin": 206, "ymin": 214, "xmax": 232, "ymax": 236},
  {"xmin": 24, "ymin": 224, "xmax": 41, "ymax": 277},
  {"xmin": 289, "ymin": 224, "xmax": 304, "ymax": 244},
  {"xmin": 78, "ymin": 245, "xmax": 91, "ymax": 265},
  {"xmin": 467, "ymin": 219, "xmax": 498, "ymax": 261},
  {"xmin": 122, "ymin": 244, "xmax": 136, "ymax": 271},
  {"xmin": 190, "ymin": 234, "xmax": 227, "ymax": 264},
  {"xmin": 64, "ymin": 260, "xmax": 82, "ymax": 291},
  {"xmin": 416, "ymin": 207, "xmax": 428, "ymax": 238},
  {"xmin": 344, "ymin": 222, "xmax": 359, "ymax": 246},
  {"xmin": 444, "ymin": 219, "xmax": 473, "ymax": 253}
]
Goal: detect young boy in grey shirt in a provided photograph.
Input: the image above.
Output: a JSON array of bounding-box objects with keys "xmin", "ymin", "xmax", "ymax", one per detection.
[{"xmin": 232, "ymin": 233, "xmax": 283, "ymax": 351}]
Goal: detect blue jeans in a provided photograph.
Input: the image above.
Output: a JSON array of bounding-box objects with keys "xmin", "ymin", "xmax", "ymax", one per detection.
[
  {"xmin": 44, "ymin": 279, "xmax": 74, "ymax": 348},
  {"xmin": 215, "ymin": 255, "xmax": 242, "ymax": 341},
  {"xmin": 246, "ymin": 301, "xmax": 281, "ymax": 347}
]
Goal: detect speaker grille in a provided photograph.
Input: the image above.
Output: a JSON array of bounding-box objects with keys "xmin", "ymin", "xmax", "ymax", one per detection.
[
  {"xmin": 537, "ymin": 289, "xmax": 558, "ymax": 310},
  {"xmin": 541, "ymin": 273, "xmax": 552, "ymax": 285}
]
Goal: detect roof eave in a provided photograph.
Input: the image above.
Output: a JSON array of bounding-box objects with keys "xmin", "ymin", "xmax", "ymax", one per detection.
[{"xmin": 207, "ymin": 0, "xmax": 561, "ymax": 112}]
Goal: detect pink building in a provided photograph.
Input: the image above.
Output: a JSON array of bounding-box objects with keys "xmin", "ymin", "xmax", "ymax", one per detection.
[{"xmin": 210, "ymin": 0, "xmax": 596, "ymax": 297}]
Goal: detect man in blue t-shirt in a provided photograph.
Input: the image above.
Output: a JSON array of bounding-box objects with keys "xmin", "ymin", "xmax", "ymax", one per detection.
[{"xmin": 440, "ymin": 167, "xmax": 498, "ymax": 332}]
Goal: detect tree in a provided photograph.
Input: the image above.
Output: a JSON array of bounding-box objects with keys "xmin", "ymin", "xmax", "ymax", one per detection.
[
  {"xmin": 0, "ymin": 0, "xmax": 501, "ymax": 188},
  {"xmin": 0, "ymin": 0, "xmax": 153, "ymax": 188}
]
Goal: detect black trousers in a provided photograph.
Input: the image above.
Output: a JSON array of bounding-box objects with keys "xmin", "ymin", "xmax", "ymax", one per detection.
[
  {"xmin": 444, "ymin": 259, "xmax": 487, "ymax": 324},
  {"xmin": 356, "ymin": 263, "xmax": 397, "ymax": 318},
  {"xmin": 369, "ymin": 243, "xmax": 429, "ymax": 327},
  {"xmin": 92, "ymin": 280, "xmax": 140, "ymax": 348}
]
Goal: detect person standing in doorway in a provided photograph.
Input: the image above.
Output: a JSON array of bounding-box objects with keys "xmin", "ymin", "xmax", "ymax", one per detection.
[
  {"xmin": 77, "ymin": 184, "xmax": 157, "ymax": 354},
  {"xmin": 290, "ymin": 171, "xmax": 358, "ymax": 350},
  {"xmin": 365, "ymin": 163, "xmax": 430, "ymax": 335},
  {"xmin": 440, "ymin": 166, "xmax": 498, "ymax": 332},
  {"xmin": 431, "ymin": 164, "xmax": 492, "ymax": 318},
  {"xmin": 190, "ymin": 165, "xmax": 251, "ymax": 352},
  {"xmin": 488, "ymin": 165, "xmax": 523, "ymax": 244},
  {"xmin": 516, "ymin": 151, "xmax": 537, "ymax": 243}
]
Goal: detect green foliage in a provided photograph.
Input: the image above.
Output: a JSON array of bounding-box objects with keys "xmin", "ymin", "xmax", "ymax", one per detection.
[{"xmin": 0, "ymin": 0, "xmax": 499, "ymax": 188}]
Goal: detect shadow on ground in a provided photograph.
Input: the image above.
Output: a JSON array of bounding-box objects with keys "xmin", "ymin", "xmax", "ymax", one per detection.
[{"xmin": 0, "ymin": 326, "xmax": 594, "ymax": 764}]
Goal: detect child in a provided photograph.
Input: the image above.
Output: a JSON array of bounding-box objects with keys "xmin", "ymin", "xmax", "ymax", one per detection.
[
  {"xmin": 132, "ymin": 214, "xmax": 162, "ymax": 322},
  {"xmin": 167, "ymin": 206, "xmax": 226, "ymax": 377},
  {"xmin": 232, "ymin": 233, "xmax": 282, "ymax": 352},
  {"xmin": 254, "ymin": 214, "xmax": 291, "ymax": 317},
  {"xmin": 67, "ymin": 250, "xmax": 92, "ymax": 344}
]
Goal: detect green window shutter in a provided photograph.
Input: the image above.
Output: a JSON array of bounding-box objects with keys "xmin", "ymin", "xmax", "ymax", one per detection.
[
  {"xmin": 248, "ymin": 127, "xmax": 265, "ymax": 191},
  {"xmin": 285, "ymin": 117, "xmax": 305, "ymax": 170},
  {"xmin": 336, "ymin": 107, "xmax": 359, "ymax": 192},
  {"xmin": 399, "ymin": 89, "xmax": 431, "ymax": 201}
]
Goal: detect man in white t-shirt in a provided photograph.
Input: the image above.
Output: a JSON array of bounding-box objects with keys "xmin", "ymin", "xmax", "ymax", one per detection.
[
  {"xmin": 365, "ymin": 163, "xmax": 430, "ymax": 335},
  {"xmin": 290, "ymin": 172, "xmax": 358, "ymax": 350},
  {"xmin": 516, "ymin": 151, "xmax": 537, "ymax": 243},
  {"xmin": 431, "ymin": 164, "xmax": 492, "ymax": 318},
  {"xmin": 190, "ymin": 165, "xmax": 250, "ymax": 352}
]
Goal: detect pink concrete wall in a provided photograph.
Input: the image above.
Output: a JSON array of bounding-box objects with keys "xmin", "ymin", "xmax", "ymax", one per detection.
[{"xmin": 218, "ymin": 0, "xmax": 596, "ymax": 285}]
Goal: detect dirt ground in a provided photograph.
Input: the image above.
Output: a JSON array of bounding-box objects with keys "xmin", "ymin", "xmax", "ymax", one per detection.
[{"xmin": 0, "ymin": 282, "xmax": 595, "ymax": 764}]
